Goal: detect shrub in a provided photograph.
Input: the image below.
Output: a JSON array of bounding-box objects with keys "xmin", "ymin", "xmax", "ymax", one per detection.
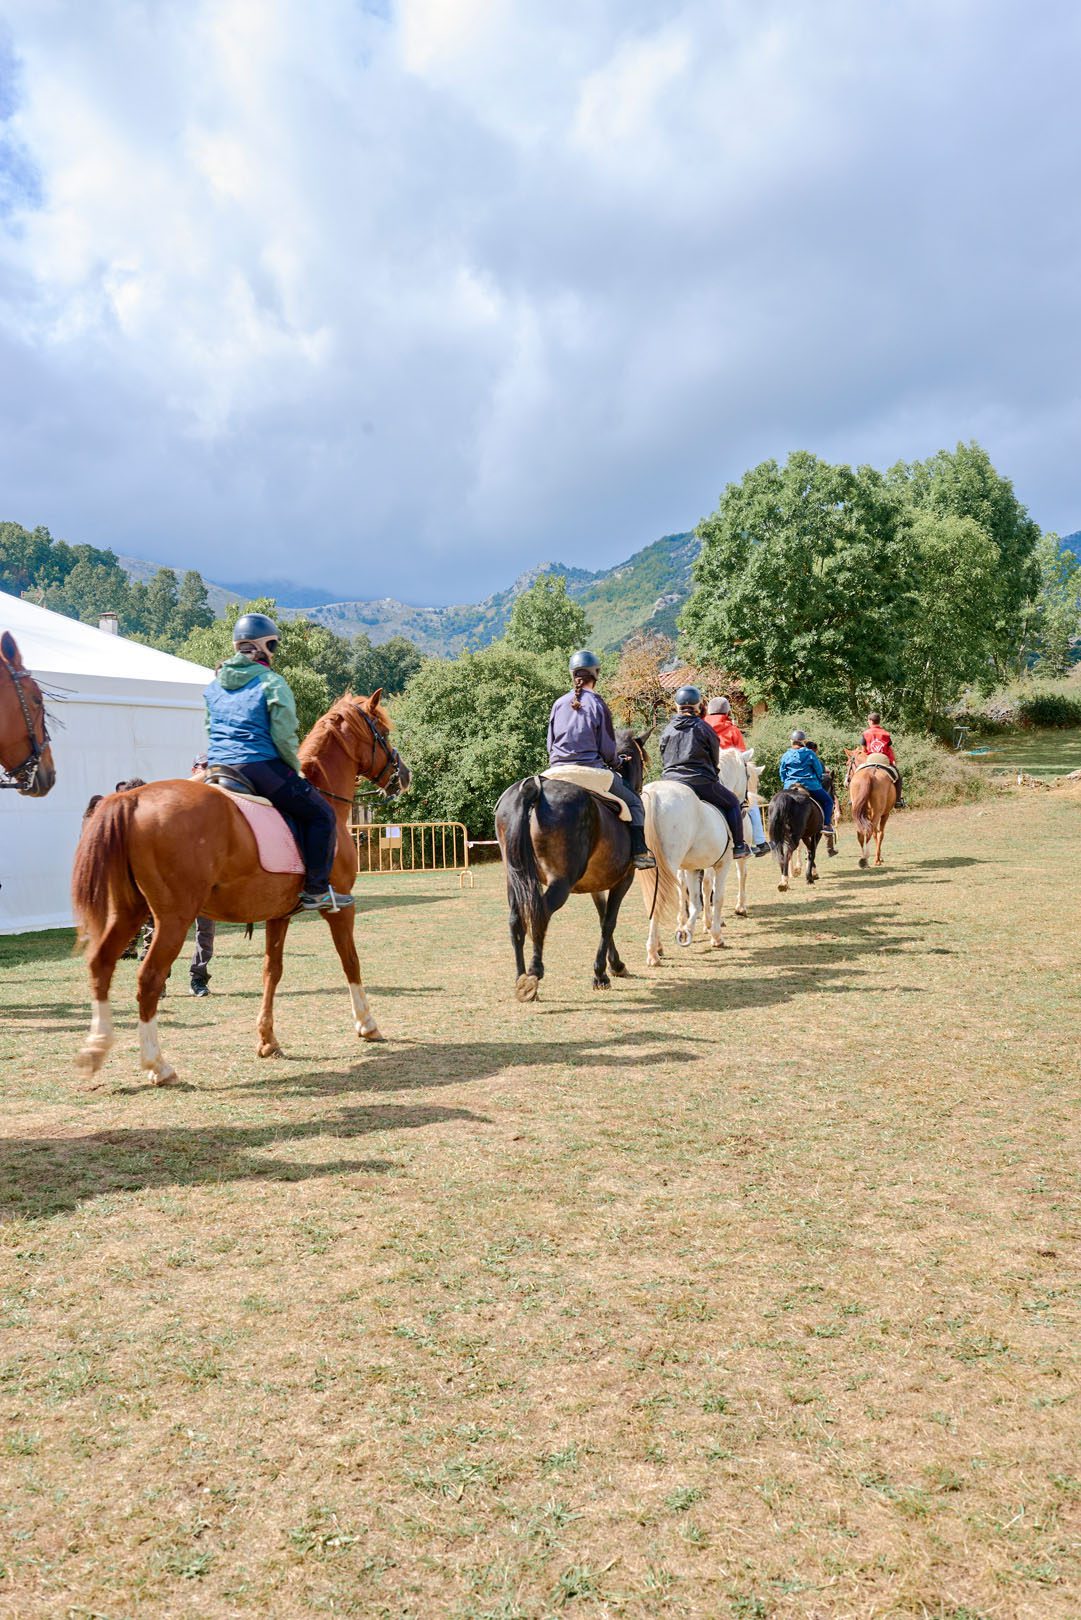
[
  {"xmin": 389, "ymin": 643, "xmax": 567, "ymax": 838},
  {"xmin": 951, "ymin": 679, "xmax": 1081, "ymax": 735}
]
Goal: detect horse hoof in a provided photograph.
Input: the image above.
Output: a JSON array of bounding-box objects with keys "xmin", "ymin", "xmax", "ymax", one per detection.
[
  {"xmin": 675, "ymin": 928, "xmax": 692, "ymax": 948},
  {"xmin": 258, "ymin": 1041, "xmax": 284, "ymax": 1059},
  {"xmin": 75, "ymin": 1046, "xmax": 105, "ymax": 1078},
  {"xmin": 734, "ymin": 907, "xmax": 748, "ymax": 918},
  {"xmin": 515, "ymin": 974, "xmax": 539, "ymax": 1003},
  {"xmin": 858, "ymin": 857, "xmax": 867, "ymax": 869},
  {"xmin": 710, "ymin": 937, "xmax": 726, "ymax": 949},
  {"xmin": 593, "ymin": 975, "xmax": 610, "ymax": 991},
  {"xmin": 610, "ymin": 963, "xmax": 629, "ymax": 978},
  {"xmin": 360, "ymin": 1025, "xmax": 385, "ymax": 1041},
  {"xmin": 153, "ymin": 1064, "xmax": 180, "ymax": 1086},
  {"xmin": 777, "ymin": 881, "xmax": 788, "ymax": 893}
]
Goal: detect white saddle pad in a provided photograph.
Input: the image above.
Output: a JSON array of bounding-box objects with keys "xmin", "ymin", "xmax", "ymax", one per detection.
[{"xmin": 540, "ymin": 765, "xmax": 632, "ymax": 822}]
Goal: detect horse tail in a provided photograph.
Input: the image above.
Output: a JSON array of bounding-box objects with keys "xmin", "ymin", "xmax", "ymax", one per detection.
[
  {"xmin": 504, "ymin": 777, "xmax": 547, "ymax": 941},
  {"xmin": 850, "ymin": 773, "xmax": 875, "ymax": 837},
  {"xmin": 71, "ymin": 793, "xmax": 144, "ymax": 945},
  {"xmin": 637, "ymin": 788, "xmax": 680, "ymax": 921},
  {"xmin": 767, "ymin": 792, "xmax": 787, "ymax": 851}
]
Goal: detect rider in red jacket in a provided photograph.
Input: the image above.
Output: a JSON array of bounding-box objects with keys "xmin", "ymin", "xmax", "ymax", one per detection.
[{"xmin": 860, "ymin": 712, "xmax": 905, "ymax": 806}]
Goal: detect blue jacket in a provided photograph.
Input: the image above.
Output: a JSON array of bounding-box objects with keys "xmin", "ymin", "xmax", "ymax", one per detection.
[
  {"xmin": 547, "ymin": 688, "xmax": 618, "ymax": 770},
  {"xmin": 205, "ymin": 654, "xmax": 302, "ymax": 771},
  {"xmin": 778, "ymin": 746, "xmax": 825, "ymax": 790}
]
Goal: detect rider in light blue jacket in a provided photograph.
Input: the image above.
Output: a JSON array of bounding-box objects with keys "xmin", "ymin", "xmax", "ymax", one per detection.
[{"xmin": 778, "ymin": 728, "xmax": 836, "ymax": 847}]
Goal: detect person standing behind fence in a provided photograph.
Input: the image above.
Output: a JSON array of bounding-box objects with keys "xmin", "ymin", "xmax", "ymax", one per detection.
[{"xmin": 189, "ymin": 754, "xmax": 215, "ymax": 996}]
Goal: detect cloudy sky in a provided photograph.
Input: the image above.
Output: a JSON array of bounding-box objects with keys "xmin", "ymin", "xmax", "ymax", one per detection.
[{"xmin": 0, "ymin": 1, "xmax": 1078, "ymax": 604}]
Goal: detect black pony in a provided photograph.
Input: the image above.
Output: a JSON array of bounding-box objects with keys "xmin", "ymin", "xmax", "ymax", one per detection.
[
  {"xmin": 768, "ymin": 787, "xmax": 823, "ymax": 892},
  {"xmin": 494, "ymin": 730, "xmax": 648, "ymax": 1001}
]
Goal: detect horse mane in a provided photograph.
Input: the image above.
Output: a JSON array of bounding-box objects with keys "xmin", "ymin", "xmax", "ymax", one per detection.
[{"xmin": 300, "ymin": 692, "xmax": 392, "ymax": 768}]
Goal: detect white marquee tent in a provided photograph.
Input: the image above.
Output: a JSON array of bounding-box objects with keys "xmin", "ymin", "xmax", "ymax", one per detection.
[{"xmin": 0, "ymin": 590, "xmax": 213, "ymax": 934}]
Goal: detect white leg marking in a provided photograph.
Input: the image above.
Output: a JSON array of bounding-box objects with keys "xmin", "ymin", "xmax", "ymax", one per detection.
[
  {"xmin": 139, "ymin": 1018, "xmax": 177, "ymax": 1084},
  {"xmin": 349, "ymin": 983, "xmax": 382, "ymax": 1040},
  {"xmin": 77, "ymin": 999, "xmax": 116, "ymax": 1077}
]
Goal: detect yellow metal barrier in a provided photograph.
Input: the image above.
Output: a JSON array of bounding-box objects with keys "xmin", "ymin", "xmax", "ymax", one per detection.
[{"xmin": 350, "ymin": 819, "xmax": 474, "ymax": 887}]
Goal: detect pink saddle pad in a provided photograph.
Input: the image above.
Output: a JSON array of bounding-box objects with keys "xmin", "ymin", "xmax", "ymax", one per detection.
[{"xmin": 221, "ymin": 792, "xmax": 304, "ymax": 874}]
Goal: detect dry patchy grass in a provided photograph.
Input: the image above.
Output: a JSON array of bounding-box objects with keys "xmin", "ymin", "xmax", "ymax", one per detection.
[{"xmin": 0, "ymin": 790, "xmax": 1078, "ymax": 1618}]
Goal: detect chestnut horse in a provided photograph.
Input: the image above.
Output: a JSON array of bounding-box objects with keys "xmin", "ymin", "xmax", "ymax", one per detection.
[
  {"xmin": 846, "ymin": 749, "xmax": 897, "ymax": 868},
  {"xmin": 71, "ymin": 691, "xmax": 408, "ymax": 1085},
  {"xmin": 0, "ymin": 631, "xmax": 56, "ymax": 797}
]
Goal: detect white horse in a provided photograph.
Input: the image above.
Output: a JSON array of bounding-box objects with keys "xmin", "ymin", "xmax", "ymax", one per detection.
[{"xmin": 638, "ymin": 748, "xmax": 759, "ymax": 966}]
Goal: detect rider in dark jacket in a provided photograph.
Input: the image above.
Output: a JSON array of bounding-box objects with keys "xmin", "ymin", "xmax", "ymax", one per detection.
[{"xmin": 659, "ymin": 687, "xmax": 751, "ymax": 858}]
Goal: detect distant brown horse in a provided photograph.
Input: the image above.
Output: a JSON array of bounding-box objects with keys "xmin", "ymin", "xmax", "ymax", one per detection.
[
  {"xmin": 71, "ymin": 692, "xmax": 408, "ymax": 1085},
  {"xmin": 846, "ymin": 749, "xmax": 897, "ymax": 868},
  {"xmin": 0, "ymin": 631, "xmax": 56, "ymax": 796}
]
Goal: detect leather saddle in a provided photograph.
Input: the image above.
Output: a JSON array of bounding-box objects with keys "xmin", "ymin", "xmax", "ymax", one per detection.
[{"xmin": 204, "ymin": 763, "xmax": 263, "ymax": 797}]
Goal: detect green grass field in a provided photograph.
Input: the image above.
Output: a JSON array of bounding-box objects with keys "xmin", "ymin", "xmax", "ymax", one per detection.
[{"xmin": 0, "ymin": 789, "xmax": 1078, "ymax": 1618}]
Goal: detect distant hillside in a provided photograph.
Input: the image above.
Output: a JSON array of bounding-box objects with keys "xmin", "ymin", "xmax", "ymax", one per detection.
[
  {"xmin": 308, "ymin": 533, "xmax": 699, "ymax": 655},
  {"xmin": 117, "ymin": 530, "xmax": 701, "ymax": 656},
  {"xmin": 1061, "ymin": 530, "xmax": 1081, "ymax": 558},
  {"xmin": 117, "ymin": 555, "xmax": 236, "ymax": 619}
]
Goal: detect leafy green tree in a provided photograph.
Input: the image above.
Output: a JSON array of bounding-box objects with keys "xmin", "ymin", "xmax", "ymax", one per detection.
[
  {"xmin": 143, "ymin": 568, "xmax": 180, "ymax": 640},
  {"xmin": 505, "ymin": 573, "xmax": 592, "ymax": 655},
  {"xmin": 682, "ymin": 452, "xmax": 912, "ymax": 716},
  {"xmin": 180, "ymin": 599, "xmax": 354, "ymax": 736},
  {"xmin": 888, "ymin": 442, "xmax": 1040, "ymax": 676},
  {"xmin": 351, "ymin": 633, "xmax": 423, "ymax": 696},
  {"xmin": 1019, "ymin": 533, "xmax": 1081, "ymax": 675},
  {"xmin": 899, "ymin": 513, "xmax": 1001, "ymax": 722},
  {"xmin": 391, "ymin": 644, "xmax": 566, "ymax": 836}
]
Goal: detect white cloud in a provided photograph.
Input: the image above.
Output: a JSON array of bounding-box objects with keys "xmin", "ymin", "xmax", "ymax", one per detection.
[{"xmin": 0, "ymin": 0, "xmax": 1078, "ymax": 601}]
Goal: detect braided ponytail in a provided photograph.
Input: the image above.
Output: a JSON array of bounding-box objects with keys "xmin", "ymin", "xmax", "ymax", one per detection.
[{"xmin": 571, "ymin": 671, "xmax": 587, "ymax": 711}]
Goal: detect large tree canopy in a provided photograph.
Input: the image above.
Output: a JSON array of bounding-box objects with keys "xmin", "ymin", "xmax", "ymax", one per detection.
[
  {"xmin": 681, "ymin": 452, "xmax": 912, "ymax": 715},
  {"xmin": 888, "ymin": 442, "xmax": 1040, "ymax": 674}
]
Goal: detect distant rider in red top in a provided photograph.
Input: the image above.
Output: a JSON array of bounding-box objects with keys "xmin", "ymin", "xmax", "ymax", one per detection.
[{"xmin": 860, "ymin": 711, "xmax": 905, "ymax": 806}]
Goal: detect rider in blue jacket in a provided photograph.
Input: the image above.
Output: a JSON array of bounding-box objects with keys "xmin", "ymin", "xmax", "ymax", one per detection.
[
  {"xmin": 204, "ymin": 613, "xmax": 352, "ymax": 910},
  {"xmin": 778, "ymin": 729, "xmax": 837, "ymax": 851}
]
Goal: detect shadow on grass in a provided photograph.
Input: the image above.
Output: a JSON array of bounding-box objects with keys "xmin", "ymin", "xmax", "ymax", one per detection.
[
  {"xmin": 0, "ymin": 1103, "xmax": 488, "ymax": 1220},
  {"xmin": 224, "ymin": 1030, "xmax": 709, "ymax": 1099}
]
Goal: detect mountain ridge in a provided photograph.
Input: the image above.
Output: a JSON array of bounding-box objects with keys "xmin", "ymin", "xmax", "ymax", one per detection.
[{"xmin": 118, "ymin": 532, "xmax": 701, "ymax": 656}]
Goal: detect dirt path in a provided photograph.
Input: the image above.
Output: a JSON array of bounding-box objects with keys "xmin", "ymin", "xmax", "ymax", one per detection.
[{"xmin": 0, "ymin": 790, "xmax": 1078, "ymax": 1617}]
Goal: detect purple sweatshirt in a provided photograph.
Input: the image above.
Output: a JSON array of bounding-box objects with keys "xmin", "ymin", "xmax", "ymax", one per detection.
[{"xmin": 547, "ymin": 688, "xmax": 618, "ymax": 769}]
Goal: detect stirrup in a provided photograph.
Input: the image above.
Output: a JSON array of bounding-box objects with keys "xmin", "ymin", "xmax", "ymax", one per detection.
[
  {"xmin": 294, "ymin": 887, "xmax": 356, "ymax": 913},
  {"xmin": 633, "ymin": 849, "xmax": 657, "ymax": 870}
]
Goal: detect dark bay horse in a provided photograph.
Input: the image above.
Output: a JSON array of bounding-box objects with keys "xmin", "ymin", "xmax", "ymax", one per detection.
[
  {"xmin": 494, "ymin": 730, "xmax": 648, "ymax": 1001},
  {"xmin": 0, "ymin": 631, "xmax": 56, "ymax": 796},
  {"xmin": 768, "ymin": 787, "xmax": 823, "ymax": 892},
  {"xmin": 71, "ymin": 692, "xmax": 408, "ymax": 1084}
]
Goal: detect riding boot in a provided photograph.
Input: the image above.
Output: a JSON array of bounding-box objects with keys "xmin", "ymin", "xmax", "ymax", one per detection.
[
  {"xmin": 826, "ymin": 827, "xmax": 838, "ymax": 856},
  {"xmin": 630, "ymin": 826, "xmax": 656, "ymax": 870},
  {"xmin": 894, "ymin": 771, "xmax": 906, "ymax": 807}
]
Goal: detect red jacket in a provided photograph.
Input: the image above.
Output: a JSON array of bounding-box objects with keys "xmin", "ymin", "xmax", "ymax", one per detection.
[
  {"xmin": 705, "ymin": 714, "xmax": 746, "ymax": 751},
  {"xmin": 862, "ymin": 725, "xmax": 896, "ymax": 764}
]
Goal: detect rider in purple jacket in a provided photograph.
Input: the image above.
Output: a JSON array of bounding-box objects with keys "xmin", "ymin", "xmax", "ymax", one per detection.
[{"xmin": 546, "ymin": 650, "xmax": 655, "ymax": 869}]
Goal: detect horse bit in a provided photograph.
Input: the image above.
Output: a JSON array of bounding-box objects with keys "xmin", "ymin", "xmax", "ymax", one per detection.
[{"xmin": 0, "ymin": 662, "xmax": 49, "ymax": 793}]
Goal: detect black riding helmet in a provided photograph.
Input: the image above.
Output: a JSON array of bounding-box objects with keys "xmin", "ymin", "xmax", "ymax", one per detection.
[
  {"xmin": 569, "ymin": 649, "xmax": 601, "ymax": 674},
  {"xmin": 233, "ymin": 613, "xmax": 280, "ymax": 653},
  {"xmin": 675, "ymin": 684, "xmax": 702, "ymax": 707}
]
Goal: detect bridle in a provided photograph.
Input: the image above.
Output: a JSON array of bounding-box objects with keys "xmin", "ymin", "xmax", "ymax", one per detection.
[
  {"xmin": 0, "ymin": 661, "xmax": 50, "ymax": 793},
  {"xmin": 322, "ymin": 706, "xmax": 404, "ymax": 804}
]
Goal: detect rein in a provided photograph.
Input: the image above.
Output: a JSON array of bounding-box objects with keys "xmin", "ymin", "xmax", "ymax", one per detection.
[
  {"xmin": 0, "ymin": 662, "xmax": 49, "ymax": 792},
  {"xmin": 315, "ymin": 706, "xmax": 403, "ymax": 805}
]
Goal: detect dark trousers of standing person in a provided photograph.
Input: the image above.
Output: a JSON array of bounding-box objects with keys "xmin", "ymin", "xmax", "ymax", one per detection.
[
  {"xmin": 240, "ymin": 758, "xmax": 338, "ymax": 891},
  {"xmin": 672, "ymin": 774, "xmax": 746, "ymax": 852},
  {"xmin": 190, "ymin": 916, "xmax": 215, "ymax": 988}
]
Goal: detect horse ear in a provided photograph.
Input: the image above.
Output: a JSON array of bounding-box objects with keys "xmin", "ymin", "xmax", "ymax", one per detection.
[
  {"xmin": 741, "ymin": 747, "xmax": 754, "ymax": 761},
  {"xmin": 635, "ymin": 727, "xmax": 653, "ymax": 748},
  {"xmin": 368, "ymin": 688, "xmax": 383, "ymax": 709},
  {"xmin": 0, "ymin": 631, "xmax": 20, "ymax": 667}
]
